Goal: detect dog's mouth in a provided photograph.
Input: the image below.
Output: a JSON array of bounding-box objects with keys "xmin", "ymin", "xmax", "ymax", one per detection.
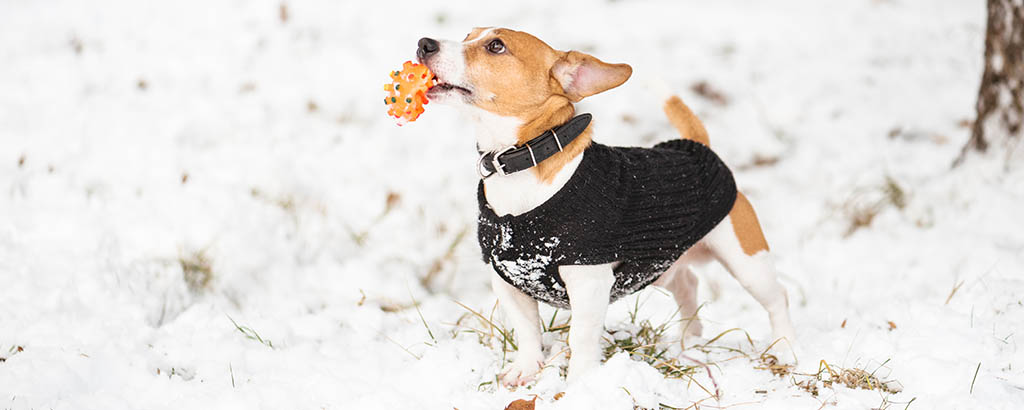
[{"xmin": 428, "ymin": 75, "xmax": 473, "ymax": 98}]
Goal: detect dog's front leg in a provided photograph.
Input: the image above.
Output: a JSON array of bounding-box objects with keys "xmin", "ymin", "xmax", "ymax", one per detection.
[
  {"xmin": 491, "ymin": 271, "xmax": 544, "ymax": 386},
  {"xmin": 560, "ymin": 263, "xmax": 615, "ymax": 383}
]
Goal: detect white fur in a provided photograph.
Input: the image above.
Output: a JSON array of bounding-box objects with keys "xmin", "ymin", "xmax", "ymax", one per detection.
[
  {"xmin": 652, "ymin": 259, "xmax": 704, "ymax": 345},
  {"xmin": 482, "ymin": 151, "xmax": 582, "ymax": 217},
  {"xmin": 559, "ymin": 263, "xmax": 616, "ymax": 383},
  {"xmin": 463, "ymin": 27, "xmax": 497, "ymax": 44},
  {"xmin": 651, "ymin": 216, "xmax": 796, "ymax": 358},
  {"xmin": 458, "ymin": 105, "xmax": 520, "ymax": 152},
  {"xmin": 454, "ymin": 105, "xmax": 584, "ymax": 217},
  {"xmin": 491, "ymin": 271, "xmax": 544, "ymax": 386},
  {"xmin": 700, "ymin": 216, "xmax": 798, "ymax": 359},
  {"xmin": 424, "ymin": 39, "xmax": 469, "ymax": 104}
]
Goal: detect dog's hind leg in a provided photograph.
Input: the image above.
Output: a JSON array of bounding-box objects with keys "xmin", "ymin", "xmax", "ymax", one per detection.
[
  {"xmin": 654, "ymin": 248, "xmax": 713, "ymax": 347},
  {"xmin": 701, "ymin": 193, "xmax": 798, "ymax": 361}
]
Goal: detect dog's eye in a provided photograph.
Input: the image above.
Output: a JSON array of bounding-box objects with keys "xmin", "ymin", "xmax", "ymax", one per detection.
[{"xmin": 486, "ymin": 39, "xmax": 506, "ymax": 54}]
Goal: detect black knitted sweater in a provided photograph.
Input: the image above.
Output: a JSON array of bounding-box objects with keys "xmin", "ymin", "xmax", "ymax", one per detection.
[{"xmin": 477, "ymin": 139, "xmax": 737, "ymax": 309}]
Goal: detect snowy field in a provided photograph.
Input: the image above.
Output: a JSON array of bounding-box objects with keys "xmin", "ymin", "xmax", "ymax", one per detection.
[{"xmin": 2, "ymin": 0, "xmax": 1022, "ymax": 409}]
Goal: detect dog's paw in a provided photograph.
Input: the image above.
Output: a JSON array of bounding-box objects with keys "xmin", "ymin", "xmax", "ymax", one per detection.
[
  {"xmin": 679, "ymin": 320, "xmax": 703, "ymax": 349},
  {"xmin": 770, "ymin": 341, "xmax": 820, "ymax": 375},
  {"xmin": 765, "ymin": 336, "xmax": 800, "ymax": 365},
  {"xmin": 500, "ymin": 358, "xmax": 543, "ymax": 387},
  {"xmin": 566, "ymin": 356, "xmax": 602, "ymax": 384},
  {"xmin": 683, "ymin": 319, "xmax": 703, "ymax": 338}
]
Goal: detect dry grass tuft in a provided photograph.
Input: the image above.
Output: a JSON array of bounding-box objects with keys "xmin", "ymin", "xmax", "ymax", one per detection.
[
  {"xmin": 178, "ymin": 249, "xmax": 212, "ymax": 294},
  {"xmin": 250, "ymin": 188, "xmax": 297, "ymax": 213},
  {"xmin": 793, "ymin": 360, "xmax": 903, "ymax": 397},
  {"xmin": 421, "ymin": 225, "xmax": 469, "ymax": 293},
  {"xmin": 840, "ymin": 175, "xmax": 909, "ymax": 237},
  {"xmin": 736, "ymin": 154, "xmax": 782, "ymax": 171},
  {"xmin": 451, "ymin": 300, "xmax": 519, "ymax": 354},
  {"xmin": 448, "ymin": 301, "xmax": 904, "ymax": 407},
  {"xmin": 756, "ymin": 353, "xmax": 794, "ymax": 377},
  {"xmin": 341, "ymin": 190, "xmax": 401, "ymax": 247},
  {"xmin": 690, "ymin": 80, "xmax": 729, "ymax": 106},
  {"xmin": 601, "ymin": 318, "xmax": 701, "ymax": 380}
]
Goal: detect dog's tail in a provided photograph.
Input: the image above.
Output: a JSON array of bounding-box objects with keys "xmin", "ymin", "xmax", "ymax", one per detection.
[
  {"xmin": 644, "ymin": 77, "xmax": 711, "ymax": 146},
  {"xmin": 663, "ymin": 95, "xmax": 710, "ymax": 146}
]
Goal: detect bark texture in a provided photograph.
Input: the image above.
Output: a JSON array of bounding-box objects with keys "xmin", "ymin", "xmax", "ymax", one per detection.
[{"xmin": 956, "ymin": 0, "xmax": 1024, "ymax": 166}]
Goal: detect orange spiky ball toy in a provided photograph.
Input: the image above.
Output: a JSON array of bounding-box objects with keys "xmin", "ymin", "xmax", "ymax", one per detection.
[{"xmin": 384, "ymin": 61, "xmax": 435, "ymax": 125}]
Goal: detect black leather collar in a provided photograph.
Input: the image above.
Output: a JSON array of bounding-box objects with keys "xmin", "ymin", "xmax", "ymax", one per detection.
[{"xmin": 477, "ymin": 113, "xmax": 592, "ymax": 179}]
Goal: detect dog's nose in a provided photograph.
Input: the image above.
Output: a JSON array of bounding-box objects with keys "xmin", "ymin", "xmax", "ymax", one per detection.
[{"xmin": 417, "ymin": 37, "xmax": 439, "ymax": 60}]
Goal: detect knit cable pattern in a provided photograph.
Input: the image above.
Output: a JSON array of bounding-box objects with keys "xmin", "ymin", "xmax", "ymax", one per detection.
[{"xmin": 478, "ymin": 139, "xmax": 737, "ymax": 309}]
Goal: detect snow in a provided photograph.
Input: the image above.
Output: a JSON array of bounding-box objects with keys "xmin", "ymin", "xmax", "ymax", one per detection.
[{"xmin": 1, "ymin": 0, "xmax": 1021, "ymax": 409}]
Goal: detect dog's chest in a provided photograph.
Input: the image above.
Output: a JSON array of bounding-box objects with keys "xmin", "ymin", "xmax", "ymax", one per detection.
[{"xmin": 482, "ymin": 153, "xmax": 583, "ymax": 217}]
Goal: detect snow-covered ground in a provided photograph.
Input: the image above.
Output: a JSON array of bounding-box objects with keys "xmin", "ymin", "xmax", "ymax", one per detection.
[{"xmin": 2, "ymin": 0, "xmax": 1021, "ymax": 408}]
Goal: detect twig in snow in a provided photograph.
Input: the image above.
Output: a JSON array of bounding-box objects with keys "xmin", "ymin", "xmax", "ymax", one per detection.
[
  {"xmin": 680, "ymin": 353, "xmax": 721, "ymax": 401},
  {"xmin": 970, "ymin": 362, "xmax": 981, "ymax": 394},
  {"xmin": 945, "ymin": 280, "xmax": 965, "ymax": 305}
]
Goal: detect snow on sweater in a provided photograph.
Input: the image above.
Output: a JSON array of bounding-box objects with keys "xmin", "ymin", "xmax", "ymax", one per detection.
[{"xmin": 477, "ymin": 139, "xmax": 737, "ymax": 309}]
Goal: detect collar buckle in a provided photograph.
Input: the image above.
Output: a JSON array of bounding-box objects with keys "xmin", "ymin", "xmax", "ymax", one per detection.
[
  {"xmin": 477, "ymin": 145, "xmax": 515, "ymax": 179},
  {"xmin": 474, "ymin": 113, "xmax": 592, "ymax": 180},
  {"xmin": 490, "ymin": 145, "xmax": 515, "ymax": 177},
  {"xmin": 476, "ymin": 153, "xmax": 493, "ymax": 179}
]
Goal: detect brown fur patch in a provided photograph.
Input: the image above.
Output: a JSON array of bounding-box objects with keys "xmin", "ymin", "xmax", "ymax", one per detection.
[
  {"xmin": 729, "ymin": 192, "xmax": 770, "ymax": 256},
  {"xmin": 663, "ymin": 96, "xmax": 710, "ymax": 146},
  {"xmin": 463, "ymin": 28, "xmax": 565, "ymax": 118},
  {"xmin": 535, "ymin": 126, "xmax": 593, "ymax": 183},
  {"xmin": 458, "ymin": 28, "xmax": 629, "ymax": 183}
]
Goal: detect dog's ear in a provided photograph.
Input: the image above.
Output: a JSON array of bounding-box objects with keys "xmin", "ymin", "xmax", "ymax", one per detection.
[{"xmin": 551, "ymin": 51, "xmax": 632, "ymax": 102}]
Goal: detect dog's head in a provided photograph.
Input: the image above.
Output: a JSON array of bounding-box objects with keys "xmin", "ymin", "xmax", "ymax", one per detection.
[{"xmin": 417, "ymin": 27, "xmax": 632, "ymax": 121}]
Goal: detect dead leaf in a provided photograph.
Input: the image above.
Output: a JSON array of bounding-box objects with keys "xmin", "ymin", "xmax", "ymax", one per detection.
[
  {"xmin": 504, "ymin": 396, "xmax": 537, "ymax": 410},
  {"xmin": 385, "ymin": 191, "xmax": 401, "ymax": 213},
  {"xmin": 887, "ymin": 321, "xmax": 897, "ymax": 331},
  {"xmin": 840, "ymin": 319, "xmax": 847, "ymax": 328},
  {"xmin": 553, "ymin": 392, "xmax": 565, "ymax": 401}
]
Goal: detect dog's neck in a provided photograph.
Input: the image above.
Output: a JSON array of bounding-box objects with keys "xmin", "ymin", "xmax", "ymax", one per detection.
[{"xmin": 467, "ymin": 98, "xmax": 592, "ymax": 216}]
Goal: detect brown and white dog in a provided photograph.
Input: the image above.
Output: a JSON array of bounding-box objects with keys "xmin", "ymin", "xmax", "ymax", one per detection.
[{"xmin": 417, "ymin": 27, "xmax": 797, "ymax": 386}]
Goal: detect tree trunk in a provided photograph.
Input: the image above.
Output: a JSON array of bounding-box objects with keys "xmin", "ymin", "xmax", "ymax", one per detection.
[{"xmin": 955, "ymin": 0, "xmax": 1024, "ymax": 167}]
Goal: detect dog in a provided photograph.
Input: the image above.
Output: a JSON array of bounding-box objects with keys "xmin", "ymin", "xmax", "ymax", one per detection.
[{"xmin": 416, "ymin": 27, "xmax": 797, "ymax": 386}]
